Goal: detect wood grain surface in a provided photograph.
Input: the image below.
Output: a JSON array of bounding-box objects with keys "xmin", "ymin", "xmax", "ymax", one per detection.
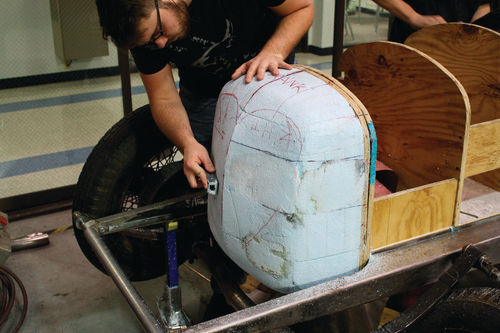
[
  {"xmin": 465, "ymin": 119, "xmax": 500, "ymax": 177},
  {"xmin": 406, "ymin": 23, "xmax": 500, "ymax": 125},
  {"xmin": 339, "ymin": 41, "xmax": 469, "ymax": 191},
  {"xmin": 372, "ymin": 179, "xmax": 457, "ymax": 248},
  {"xmin": 470, "ymin": 170, "xmax": 500, "ymax": 191}
]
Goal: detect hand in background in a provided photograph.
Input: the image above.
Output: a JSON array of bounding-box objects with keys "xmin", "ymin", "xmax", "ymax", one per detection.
[{"xmin": 409, "ymin": 14, "xmax": 446, "ymax": 29}]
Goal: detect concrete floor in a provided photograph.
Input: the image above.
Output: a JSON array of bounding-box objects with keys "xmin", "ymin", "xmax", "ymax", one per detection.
[{"xmin": 4, "ymin": 208, "xmax": 214, "ymax": 332}]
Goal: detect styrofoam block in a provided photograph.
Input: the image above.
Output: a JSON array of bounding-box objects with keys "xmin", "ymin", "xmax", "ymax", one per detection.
[{"xmin": 208, "ymin": 68, "xmax": 370, "ymax": 292}]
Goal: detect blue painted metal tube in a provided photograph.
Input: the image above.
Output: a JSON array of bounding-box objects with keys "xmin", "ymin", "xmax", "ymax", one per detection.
[{"xmin": 166, "ymin": 222, "xmax": 179, "ymax": 287}]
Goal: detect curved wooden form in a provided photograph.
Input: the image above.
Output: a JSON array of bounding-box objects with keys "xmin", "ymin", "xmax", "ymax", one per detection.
[
  {"xmin": 339, "ymin": 41, "xmax": 470, "ymax": 247},
  {"xmin": 339, "ymin": 41, "xmax": 469, "ymax": 189},
  {"xmin": 405, "ymin": 23, "xmax": 500, "ymax": 125},
  {"xmin": 406, "ymin": 23, "xmax": 500, "ymax": 189}
]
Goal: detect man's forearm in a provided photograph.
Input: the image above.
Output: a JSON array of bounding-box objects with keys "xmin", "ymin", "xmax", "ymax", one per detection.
[
  {"xmin": 373, "ymin": 0, "xmax": 418, "ymax": 24},
  {"xmin": 149, "ymin": 99, "xmax": 198, "ymax": 154},
  {"xmin": 471, "ymin": 3, "xmax": 491, "ymax": 22},
  {"xmin": 264, "ymin": 2, "xmax": 314, "ymax": 60},
  {"xmin": 140, "ymin": 67, "xmax": 197, "ymax": 155}
]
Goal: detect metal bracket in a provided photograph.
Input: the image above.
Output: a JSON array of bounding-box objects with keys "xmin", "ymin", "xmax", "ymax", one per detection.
[
  {"xmin": 73, "ymin": 191, "xmax": 207, "ymax": 235},
  {"xmin": 157, "ymin": 285, "xmax": 190, "ymax": 332},
  {"xmin": 374, "ymin": 244, "xmax": 494, "ymax": 332},
  {"xmin": 181, "ymin": 215, "xmax": 500, "ymax": 332},
  {"xmin": 11, "ymin": 232, "xmax": 50, "ymax": 252},
  {"xmin": 206, "ymin": 172, "xmax": 218, "ymax": 196}
]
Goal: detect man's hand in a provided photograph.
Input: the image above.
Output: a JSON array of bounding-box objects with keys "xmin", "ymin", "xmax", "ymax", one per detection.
[
  {"xmin": 409, "ymin": 14, "xmax": 446, "ymax": 29},
  {"xmin": 374, "ymin": 1, "xmax": 447, "ymax": 30},
  {"xmin": 231, "ymin": 0, "xmax": 313, "ymax": 83},
  {"xmin": 231, "ymin": 53, "xmax": 292, "ymax": 83},
  {"xmin": 182, "ymin": 140, "xmax": 216, "ymax": 189}
]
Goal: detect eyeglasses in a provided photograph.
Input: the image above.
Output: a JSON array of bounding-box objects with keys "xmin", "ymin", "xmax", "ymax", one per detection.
[{"xmin": 143, "ymin": 0, "xmax": 164, "ymax": 49}]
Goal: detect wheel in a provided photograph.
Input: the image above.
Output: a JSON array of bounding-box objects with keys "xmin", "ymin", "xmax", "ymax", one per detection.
[
  {"xmin": 72, "ymin": 105, "xmax": 209, "ymax": 281},
  {"xmin": 407, "ymin": 287, "xmax": 500, "ymax": 333}
]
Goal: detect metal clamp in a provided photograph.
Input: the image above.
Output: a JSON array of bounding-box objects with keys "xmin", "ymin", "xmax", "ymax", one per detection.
[
  {"xmin": 206, "ymin": 172, "xmax": 218, "ymax": 196},
  {"xmin": 11, "ymin": 232, "xmax": 50, "ymax": 252},
  {"xmin": 374, "ymin": 244, "xmax": 492, "ymax": 333}
]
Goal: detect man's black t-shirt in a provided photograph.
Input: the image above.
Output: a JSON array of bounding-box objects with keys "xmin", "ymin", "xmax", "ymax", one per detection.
[{"xmin": 131, "ymin": 0, "xmax": 286, "ymax": 97}]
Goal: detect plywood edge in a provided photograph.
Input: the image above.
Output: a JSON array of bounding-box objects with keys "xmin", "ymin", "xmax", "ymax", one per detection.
[
  {"xmin": 430, "ymin": 22, "xmax": 499, "ymax": 37},
  {"xmin": 371, "ymin": 179, "xmax": 458, "ymax": 248},
  {"xmin": 372, "ymin": 226, "xmax": 452, "ymax": 252},
  {"xmin": 407, "ymin": 22, "xmax": 500, "ymax": 44},
  {"xmin": 294, "ymin": 65, "xmax": 374, "ymax": 123},
  {"xmin": 465, "ymin": 119, "xmax": 500, "ymax": 177},
  {"xmin": 468, "ymin": 22, "xmax": 500, "ymax": 36},
  {"xmin": 381, "ymin": 42, "xmax": 469, "ymax": 228},
  {"xmin": 295, "ymin": 64, "xmax": 375, "ymax": 266},
  {"xmin": 373, "ymin": 211, "xmax": 500, "ymax": 253}
]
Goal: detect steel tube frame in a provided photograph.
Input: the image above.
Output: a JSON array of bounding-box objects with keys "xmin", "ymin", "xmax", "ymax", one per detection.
[
  {"xmin": 183, "ymin": 215, "xmax": 500, "ymax": 332},
  {"xmin": 76, "ymin": 195, "xmax": 500, "ymax": 330},
  {"xmin": 80, "ymin": 207, "xmax": 499, "ymax": 332},
  {"xmin": 82, "ymin": 222, "xmax": 164, "ymax": 333},
  {"xmin": 75, "ymin": 191, "xmax": 206, "ymax": 235}
]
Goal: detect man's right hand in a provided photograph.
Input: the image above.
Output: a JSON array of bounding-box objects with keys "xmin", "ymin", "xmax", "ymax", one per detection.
[
  {"xmin": 182, "ymin": 140, "xmax": 216, "ymax": 189},
  {"xmin": 139, "ymin": 67, "xmax": 216, "ymax": 189}
]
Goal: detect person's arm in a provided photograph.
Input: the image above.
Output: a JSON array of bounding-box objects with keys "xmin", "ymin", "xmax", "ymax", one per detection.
[
  {"xmin": 373, "ymin": 0, "xmax": 446, "ymax": 29},
  {"xmin": 471, "ymin": 3, "xmax": 491, "ymax": 22},
  {"xmin": 231, "ymin": 0, "xmax": 314, "ymax": 83},
  {"xmin": 140, "ymin": 65, "xmax": 215, "ymax": 189}
]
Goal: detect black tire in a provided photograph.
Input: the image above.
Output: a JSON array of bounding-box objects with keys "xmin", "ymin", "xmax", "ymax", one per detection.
[
  {"xmin": 408, "ymin": 287, "xmax": 500, "ymax": 333},
  {"xmin": 72, "ymin": 105, "xmax": 207, "ymax": 281}
]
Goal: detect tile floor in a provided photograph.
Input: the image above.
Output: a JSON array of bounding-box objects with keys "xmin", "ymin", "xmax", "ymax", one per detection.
[{"xmin": 0, "ymin": 10, "xmax": 389, "ymax": 201}]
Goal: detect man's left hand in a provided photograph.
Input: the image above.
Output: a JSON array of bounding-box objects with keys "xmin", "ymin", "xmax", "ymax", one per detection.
[{"xmin": 231, "ymin": 53, "xmax": 292, "ymax": 83}]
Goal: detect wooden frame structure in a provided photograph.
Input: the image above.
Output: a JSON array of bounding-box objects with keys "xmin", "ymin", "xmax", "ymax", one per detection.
[{"xmin": 338, "ymin": 23, "xmax": 499, "ymax": 248}]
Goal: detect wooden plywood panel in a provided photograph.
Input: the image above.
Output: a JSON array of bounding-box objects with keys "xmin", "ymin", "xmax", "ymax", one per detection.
[
  {"xmin": 371, "ymin": 179, "xmax": 457, "ymax": 248},
  {"xmin": 339, "ymin": 42, "xmax": 469, "ymax": 191},
  {"xmin": 465, "ymin": 119, "xmax": 500, "ymax": 177},
  {"xmin": 371, "ymin": 196, "xmax": 391, "ymax": 249},
  {"xmin": 406, "ymin": 23, "xmax": 500, "ymax": 125},
  {"xmin": 471, "ymin": 170, "xmax": 500, "ymax": 192}
]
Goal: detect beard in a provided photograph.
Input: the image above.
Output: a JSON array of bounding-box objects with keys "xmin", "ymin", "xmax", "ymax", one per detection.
[{"xmin": 164, "ymin": 0, "xmax": 190, "ymax": 41}]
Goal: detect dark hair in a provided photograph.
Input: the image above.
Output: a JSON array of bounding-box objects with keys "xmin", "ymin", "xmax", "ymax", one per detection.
[{"xmin": 95, "ymin": 0, "xmax": 156, "ymax": 48}]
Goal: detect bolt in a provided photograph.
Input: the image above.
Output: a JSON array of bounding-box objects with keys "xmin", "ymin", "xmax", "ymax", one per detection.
[{"xmin": 75, "ymin": 220, "xmax": 82, "ymax": 229}]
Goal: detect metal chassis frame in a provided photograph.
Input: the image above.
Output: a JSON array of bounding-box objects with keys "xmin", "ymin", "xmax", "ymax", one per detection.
[
  {"xmin": 75, "ymin": 200, "xmax": 500, "ymax": 333},
  {"xmin": 180, "ymin": 215, "xmax": 500, "ymax": 332}
]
